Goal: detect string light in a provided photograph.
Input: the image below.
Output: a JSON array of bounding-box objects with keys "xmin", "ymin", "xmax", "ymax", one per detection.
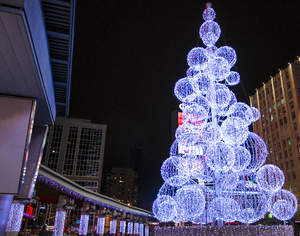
[
  {"xmin": 96, "ymin": 217, "xmax": 105, "ymax": 235},
  {"xmin": 153, "ymin": 3, "xmax": 297, "ymax": 225},
  {"xmin": 134, "ymin": 222, "xmax": 140, "ymax": 235},
  {"xmin": 53, "ymin": 210, "xmax": 66, "ymax": 236},
  {"xmin": 6, "ymin": 202, "xmax": 24, "ymax": 232},
  {"xmin": 127, "ymin": 222, "xmax": 133, "ymax": 234},
  {"xmin": 79, "ymin": 214, "xmax": 89, "ymax": 235},
  {"xmin": 110, "ymin": 219, "xmax": 117, "ymax": 234}
]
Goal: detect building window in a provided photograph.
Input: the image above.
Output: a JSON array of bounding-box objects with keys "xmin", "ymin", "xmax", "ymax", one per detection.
[
  {"xmin": 294, "ymin": 123, "xmax": 297, "ymax": 130},
  {"xmin": 284, "ymin": 150, "xmax": 288, "ymax": 158},
  {"xmin": 287, "ymin": 138, "xmax": 291, "ymax": 146},
  {"xmin": 291, "ymin": 160, "xmax": 294, "ymax": 168},
  {"xmin": 298, "ymin": 144, "xmax": 300, "ymax": 153},
  {"xmin": 288, "ymin": 91, "xmax": 292, "ymax": 99},
  {"xmin": 292, "ymin": 111, "xmax": 296, "ymax": 120},
  {"xmin": 292, "ymin": 171, "xmax": 296, "ymax": 179},
  {"xmin": 289, "ymin": 101, "xmax": 294, "ymax": 110}
]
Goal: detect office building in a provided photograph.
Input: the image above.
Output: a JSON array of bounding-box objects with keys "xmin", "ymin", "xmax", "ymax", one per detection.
[
  {"xmin": 103, "ymin": 167, "xmax": 138, "ymax": 206},
  {"xmin": 249, "ymin": 57, "xmax": 300, "ymax": 201},
  {"xmin": 42, "ymin": 118, "xmax": 107, "ymax": 192}
]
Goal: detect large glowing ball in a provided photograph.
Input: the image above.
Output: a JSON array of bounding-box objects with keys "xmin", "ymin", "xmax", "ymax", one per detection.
[
  {"xmin": 190, "ymin": 95, "xmax": 210, "ymax": 112},
  {"xmin": 199, "ymin": 21, "xmax": 221, "ymax": 47},
  {"xmin": 174, "ymin": 77, "xmax": 197, "ymax": 103},
  {"xmin": 256, "ymin": 165, "xmax": 285, "ymax": 192},
  {"xmin": 228, "ymin": 102, "xmax": 254, "ymax": 124},
  {"xmin": 161, "ymin": 156, "xmax": 189, "ymax": 187},
  {"xmin": 203, "ymin": 7, "xmax": 216, "ymax": 21},
  {"xmin": 152, "ymin": 196, "xmax": 177, "ymax": 222},
  {"xmin": 251, "ymin": 107, "xmax": 260, "ymax": 122},
  {"xmin": 205, "ymin": 142, "xmax": 235, "ymax": 172},
  {"xmin": 175, "ymin": 184, "xmax": 205, "ymax": 219},
  {"xmin": 243, "ymin": 132, "xmax": 268, "ymax": 171},
  {"xmin": 186, "ymin": 67, "xmax": 200, "ymax": 78},
  {"xmin": 270, "ymin": 189, "xmax": 297, "ymax": 221},
  {"xmin": 215, "ymin": 46, "xmax": 237, "ymax": 68},
  {"xmin": 208, "ymin": 197, "xmax": 239, "ymax": 221},
  {"xmin": 207, "ymin": 85, "xmax": 231, "ymax": 109},
  {"xmin": 187, "ymin": 47, "xmax": 208, "ymax": 68},
  {"xmin": 200, "ymin": 123, "xmax": 222, "ymax": 143},
  {"xmin": 220, "ymin": 171, "xmax": 239, "ymax": 190},
  {"xmin": 225, "ymin": 71, "xmax": 240, "ymax": 86},
  {"xmin": 193, "ymin": 73, "xmax": 210, "ymax": 95},
  {"xmin": 221, "ymin": 117, "xmax": 249, "ymax": 145},
  {"xmin": 182, "ymin": 104, "xmax": 208, "ymax": 122},
  {"xmin": 208, "ymin": 57, "xmax": 231, "ymax": 80},
  {"xmin": 234, "ymin": 183, "xmax": 269, "ymax": 224},
  {"xmin": 175, "ymin": 124, "xmax": 199, "ymax": 146},
  {"xmin": 232, "ymin": 146, "xmax": 251, "ymax": 172}
]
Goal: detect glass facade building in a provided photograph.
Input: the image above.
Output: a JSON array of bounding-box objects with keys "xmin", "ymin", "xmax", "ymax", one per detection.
[{"xmin": 42, "ymin": 118, "xmax": 107, "ymax": 192}]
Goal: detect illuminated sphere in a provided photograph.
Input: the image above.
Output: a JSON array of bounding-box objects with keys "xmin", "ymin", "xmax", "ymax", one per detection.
[
  {"xmin": 187, "ymin": 47, "xmax": 208, "ymax": 68},
  {"xmin": 175, "ymin": 184, "xmax": 205, "ymax": 218},
  {"xmin": 235, "ymin": 184, "xmax": 268, "ymax": 224},
  {"xmin": 243, "ymin": 132, "xmax": 268, "ymax": 171},
  {"xmin": 161, "ymin": 156, "xmax": 189, "ymax": 187},
  {"xmin": 205, "ymin": 46, "xmax": 218, "ymax": 58},
  {"xmin": 220, "ymin": 171, "xmax": 239, "ymax": 190},
  {"xmin": 190, "ymin": 95, "xmax": 210, "ymax": 112},
  {"xmin": 182, "ymin": 104, "xmax": 208, "ymax": 122},
  {"xmin": 205, "ymin": 142, "xmax": 234, "ymax": 172},
  {"xmin": 207, "ymin": 85, "xmax": 231, "ymax": 108},
  {"xmin": 208, "ymin": 57, "xmax": 231, "ymax": 79},
  {"xmin": 251, "ymin": 107, "xmax": 260, "ymax": 122},
  {"xmin": 199, "ymin": 21, "xmax": 221, "ymax": 47},
  {"xmin": 256, "ymin": 165, "xmax": 285, "ymax": 192},
  {"xmin": 221, "ymin": 117, "xmax": 249, "ymax": 145},
  {"xmin": 208, "ymin": 197, "xmax": 239, "ymax": 221},
  {"xmin": 177, "ymin": 155, "xmax": 204, "ymax": 179},
  {"xmin": 186, "ymin": 67, "xmax": 200, "ymax": 78},
  {"xmin": 158, "ymin": 182, "xmax": 178, "ymax": 198},
  {"xmin": 175, "ymin": 124, "xmax": 199, "ymax": 146},
  {"xmin": 200, "ymin": 123, "xmax": 222, "ymax": 143},
  {"xmin": 174, "ymin": 78, "xmax": 196, "ymax": 103},
  {"xmin": 232, "ymin": 146, "xmax": 251, "ymax": 172},
  {"xmin": 193, "ymin": 73, "xmax": 210, "ymax": 95},
  {"xmin": 225, "ymin": 71, "xmax": 240, "ymax": 86},
  {"xmin": 215, "ymin": 46, "xmax": 237, "ymax": 68},
  {"xmin": 152, "ymin": 196, "xmax": 177, "ymax": 222},
  {"xmin": 203, "ymin": 7, "xmax": 216, "ymax": 21},
  {"xmin": 228, "ymin": 102, "xmax": 254, "ymax": 125},
  {"xmin": 217, "ymin": 90, "xmax": 237, "ymax": 116},
  {"xmin": 270, "ymin": 189, "xmax": 297, "ymax": 220}
]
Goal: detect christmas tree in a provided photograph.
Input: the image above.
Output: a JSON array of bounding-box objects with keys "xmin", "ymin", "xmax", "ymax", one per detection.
[{"xmin": 153, "ymin": 3, "xmax": 297, "ymax": 225}]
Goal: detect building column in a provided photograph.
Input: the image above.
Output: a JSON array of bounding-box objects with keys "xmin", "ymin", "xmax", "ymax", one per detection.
[
  {"xmin": 119, "ymin": 220, "xmax": 126, "ymax": 235},
  {"xmin": 127, "ymin": 221, "xmax": 133, "ymax": 235},
  {"xmin": 53, "ymin": 196, "xmax": 67, "ymax": 236},
  {"xmin": 5, "ymin": 200, "xmax": 25, "ymax": 236},
  {"xmin": 109, "ymin": 218, "xmax": 117, "ymax": 235},
  {"xmin": 139, "ymin": 223, "xmax": 144, "ymax": 236},
  {"xmin": 79, "ymin": 203, "xmax": 89, "ymax": 236},
  {"xmin": 145, "ymin": 225, "xmax": 149, "ymax": 236},
  {"xmin": 96, "ymin": 216, "xmax": 105, "ymax": 235},
  {"xmin": 134, "ymin": 222, "xmax": 140, "ymax": 236}
]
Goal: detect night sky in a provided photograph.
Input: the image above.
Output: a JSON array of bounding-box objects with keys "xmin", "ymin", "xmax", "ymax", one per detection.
[{"xmin": 69, "ymin": 1, "xmax": 300, "ymax": 210}]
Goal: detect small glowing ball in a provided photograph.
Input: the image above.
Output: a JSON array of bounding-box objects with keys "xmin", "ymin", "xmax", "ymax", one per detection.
[
  {"xmin": 199, "ymin": 21, "xmax": 221, "ymax": 47},
  {"xmin": 215, "ymin": 46, "xmax": 237, "ymax": 68},
  {"xmin": 220, "ymin": 172, "xmax": 239, "ymax": 190},
  {"xmin": 243, "ymin": 132, "xmax": 268, "ymax": 171},
  {"xmin": 207, "ymin": 85, "xmax": 231, "ymax": 108},
  {"xmin": 175, "ymin": 184, "xmax": 205, "ymax": 219},
  {"xmin": 161, "ymin": 156, "xmax": 189, "ymax": 187},
  {"xmin": 228, "ymin": 102, "xmax": 254, "ymax": 124},
  {"xmin": 225, "ymin": 71, "xmax": 240, "ymax": 86},
  {"xmin": 182, "ymin": 104, "xmax": 208, "ymax": 122},
  {"xmin": 152, "ymin": 196, "xmax": 177, "ymax": 222},
  {"xmin": 186, "ymin": 67, "xmax": 200, "ymax": 78},
  {"xmin": 190, "ymin": 95, "xmax": 210, "ymax": 112},
  {"xmin": 205, "ymin": 142, "xmax": 234, "ymax": 172},
  {"xmin": 187, "ymin": 47, "xmax": 208, "ymax": 68},
  {"xmin": 221, "ymin": 117, "xmax": 249, "ymax": 145},
  {"xmin": 251, "ymin": 107, "xmax": 260, "ymax": 122},
  {"xmin": 217, "ymin": 90, "xmax": 237, "ymax": 116},
  {"xmin": 200, "ymin": 123, "xmax": 222, "ymax": 143},
  {"xmin": 203, "ymin": 7, "xmax": 216, "ymax": 21},
  {"xmin": 175, "ymin": 124, "xmax": 199, "ymax": 146},
  {"xmin": 256, "ymin": 165, "xmax": 285, "ymax": 192},
  {"xmin": 177, "ymin": 155, "xmax": 204, "ymax": 179},
  {"xmin": 234, "ymin": 184, "xmax": 268, "ymax": 224},
  {"xmin": 208, "ymin": 57, "xmax": 231, "ymax": 79},
  {"xmin": 208, "ymin": 197, "xmax": 239, "ymax": 221},
  {"xmin": 193, "ymin": 73, "xmax": 210, "ymax": 95},
  {"xmin": 270, "ymin": 189, "xmax": 297, "ymax": 220},
  {"xmin": 232, "ymin": 146, "xmax": 251, "ymax": 172},
  {"xmin": 158, "ymin": 182, "xmax": 178, "ymax": 198},
  {"xmin": 174, "ymin": 78, "xmax": 196, "ymax": 103}
]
